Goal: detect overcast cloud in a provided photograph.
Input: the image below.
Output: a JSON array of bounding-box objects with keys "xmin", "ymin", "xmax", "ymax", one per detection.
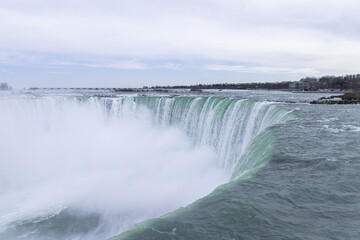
[{"xmin": 1, "ymin": 0, "xmax": 360, "ymax": 87}]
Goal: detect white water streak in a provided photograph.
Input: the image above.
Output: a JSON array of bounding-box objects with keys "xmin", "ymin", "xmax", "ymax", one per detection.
[{"xmin": 0, "ymin": 95, "xmax": 294, "ymax": 240}]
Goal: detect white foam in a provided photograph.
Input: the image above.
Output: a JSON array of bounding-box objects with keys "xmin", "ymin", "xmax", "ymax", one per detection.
[{"xmin": 0, "ymin": 97, "xmax": 227, "ymax": 239}]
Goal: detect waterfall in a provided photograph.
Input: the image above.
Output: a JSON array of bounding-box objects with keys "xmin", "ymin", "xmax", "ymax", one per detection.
[
  {"xmin": 107, "ymin": 96, "xmax": 296, "ymax": 177},
  {"xmin": 0, "ymin": 94, "xmax": 296, "ymax": 240}
]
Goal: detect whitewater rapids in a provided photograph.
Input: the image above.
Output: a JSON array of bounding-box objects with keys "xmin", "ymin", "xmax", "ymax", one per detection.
[{"xmin": 0, "ymin": 94, "xmax": 294, "ymax": 240}]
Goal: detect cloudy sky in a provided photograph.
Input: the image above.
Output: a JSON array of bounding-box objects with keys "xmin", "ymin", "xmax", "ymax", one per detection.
[{"xmin": 1, "ymin": 0, "xmax": 360, "ymax": 88}]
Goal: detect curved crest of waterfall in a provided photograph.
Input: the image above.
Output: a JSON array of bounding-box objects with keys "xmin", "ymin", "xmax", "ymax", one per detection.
[
  {"xmin": 0, "ymin": 94, "xmax": 296, "ymax": 240},
  {"xmin": 106, "ymin": 96, "xmax": 296, "ymax": 178}
]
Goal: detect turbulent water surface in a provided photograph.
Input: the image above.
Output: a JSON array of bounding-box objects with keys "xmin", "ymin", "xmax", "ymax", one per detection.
[{"xmin": 0, "ymin": 89, "xmax": 359, "ymax": 240}]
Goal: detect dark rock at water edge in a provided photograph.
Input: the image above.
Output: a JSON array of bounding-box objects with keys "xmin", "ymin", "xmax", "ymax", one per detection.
[{"xmin": 310, "ymin": 91, "xmax": 360, "ymax": 104}]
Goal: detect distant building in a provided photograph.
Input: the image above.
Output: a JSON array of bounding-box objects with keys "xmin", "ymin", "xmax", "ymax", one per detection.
[
  {"xmin": 299, "ymin": 78, "xmax": 319, "ymax": 91},
  {"xmin": 288, "ymin": 82, "xmax": 299, "ymax": 90}
]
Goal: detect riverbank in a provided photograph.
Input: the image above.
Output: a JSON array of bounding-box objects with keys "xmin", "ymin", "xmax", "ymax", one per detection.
[{"xmin": 310, "ymin": 91, "xmax": 360, "ymax": 104}]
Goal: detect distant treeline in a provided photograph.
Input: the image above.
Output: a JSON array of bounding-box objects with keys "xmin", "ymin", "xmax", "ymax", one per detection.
[
  {"xmin": 148, "ymin": 74, "xmax": 360, "ymax": 91},
  {"xmin": 299, "ymin": 74, "xmax": 360, "ymax": 90}
]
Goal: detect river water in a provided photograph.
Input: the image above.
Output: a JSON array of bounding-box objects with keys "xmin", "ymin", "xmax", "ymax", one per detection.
[{"xmin": 0, "ymin": 89, "xmax": 359, "ymax": 240}]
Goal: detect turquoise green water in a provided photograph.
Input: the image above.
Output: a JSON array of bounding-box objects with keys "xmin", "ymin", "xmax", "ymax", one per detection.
[
  {"xmin": 0, "ymin": 89, "xmax": 359, "ymax": 240},
  {"xmin": 114, "ymin": 94, "xmax": 360, "ymax": 240}
]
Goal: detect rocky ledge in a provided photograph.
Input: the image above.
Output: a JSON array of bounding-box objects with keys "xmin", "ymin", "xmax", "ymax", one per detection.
[{"xmin": 310, "ymin": 91, "xmax": 360, "ymax": 104}]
